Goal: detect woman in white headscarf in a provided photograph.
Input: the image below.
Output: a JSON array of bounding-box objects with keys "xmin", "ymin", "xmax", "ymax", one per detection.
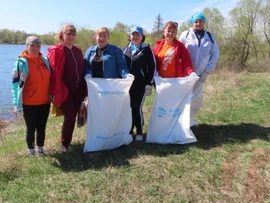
[{"xmin": 179, "ymin": 12, "xmax": 220, "ymax": 127}]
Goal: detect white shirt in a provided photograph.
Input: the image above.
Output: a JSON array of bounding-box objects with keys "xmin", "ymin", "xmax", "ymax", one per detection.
[{"xmin": 179, "ymin": 28, "xmax": 220, "ymax": 75}]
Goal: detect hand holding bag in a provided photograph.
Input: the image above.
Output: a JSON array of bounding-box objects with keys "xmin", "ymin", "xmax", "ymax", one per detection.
[{"xmin": 77, "ymin": 98, "xmax": 88, "ymax": 128}]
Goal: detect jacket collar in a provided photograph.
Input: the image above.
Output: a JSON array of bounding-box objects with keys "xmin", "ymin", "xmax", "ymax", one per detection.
[
  {"xmin": 90, "ymin": 44, "xmax": 111, "ymax": 52},
  {"xmin": 154, "ymin": 39, "xmax": 181, "ymax": 54}
]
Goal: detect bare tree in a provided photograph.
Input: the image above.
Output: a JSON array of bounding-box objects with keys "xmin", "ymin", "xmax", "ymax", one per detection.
[
  {"xmin": 152, "ymin": 13, "xmax": 164, "ymax": 35},
  {"xmin": 229, "ymin": 0, "xmax": 264, "ymax": 67},
  {"xmin": 259, "ymin": 0, "xmax": 270, "ymax": 57}
]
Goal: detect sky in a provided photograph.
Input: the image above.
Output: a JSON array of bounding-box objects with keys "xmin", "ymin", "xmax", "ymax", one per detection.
[{"xmin": 0, "ymin": 0, "xmax": 238, "ymax": 34}]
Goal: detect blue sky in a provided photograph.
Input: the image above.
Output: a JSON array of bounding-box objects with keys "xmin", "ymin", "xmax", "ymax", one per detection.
[{"xmin": 1, "ymin": 0, "xmax": 238, "ymax": 34}]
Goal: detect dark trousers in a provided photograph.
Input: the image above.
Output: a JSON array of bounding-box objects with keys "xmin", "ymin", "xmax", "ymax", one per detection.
[
  {"xmin": 23, "ymin": 103, "xmax": 51, "ymax": 149},
  {"xmin": 61, "ymin": 91, "xmax": 84, "ymax": 148},
  {"xmin": 130, "ymin": 85, "xmax": 145, "ymax": 134}
]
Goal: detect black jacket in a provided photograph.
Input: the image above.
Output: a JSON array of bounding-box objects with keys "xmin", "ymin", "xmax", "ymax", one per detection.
[{"xmin": 123, "ymin": 43, "xmax": 156, "ymax": 87}]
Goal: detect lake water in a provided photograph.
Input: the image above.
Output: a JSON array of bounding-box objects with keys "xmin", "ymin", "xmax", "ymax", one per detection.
[{"xmin": 0, "ymin": 44, "xmax": 50, "ymax": 118}]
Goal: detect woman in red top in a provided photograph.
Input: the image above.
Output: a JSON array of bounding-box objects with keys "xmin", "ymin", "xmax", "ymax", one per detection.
[
  {"xmin": 153, "ymin": 21, "xmax": 193, "ymax": 77},
  {"xmin": 47, "ymin": 24, "xmax": 87, "ymax": 152}
]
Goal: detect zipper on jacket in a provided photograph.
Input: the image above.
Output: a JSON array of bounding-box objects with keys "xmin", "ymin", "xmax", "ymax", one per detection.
[
  {"xmin": 140, "ymin": 69, "xmax": 145, "ymax": 79},
  {"xmin": 40, "ymin": 59, "xmax": 43, "ymax": 81},
  {"xmin": 70, "ymin": 48, "xmax": 79, "ymax": 87},
  {"xmin": 102, "ymin": 52, "xmax": 104, "ymax": 78},
  {"xmin": 131, "ymin": 45, "xmax": 144, "ymax": 78},
  {"xmin": 196, "ymin": 36, "xmax": 201, "ymax": 48}
]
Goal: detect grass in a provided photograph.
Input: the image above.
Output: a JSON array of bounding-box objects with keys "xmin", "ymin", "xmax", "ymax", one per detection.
[{"xmin": 0, "ymin": 71, "xmax": 270, "ymax": 203}]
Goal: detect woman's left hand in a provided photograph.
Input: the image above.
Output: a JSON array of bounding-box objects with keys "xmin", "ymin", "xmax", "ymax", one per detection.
[
  {"xmin": 145, "ymin": 85, "xmax": 152, "ymax": 96},
  {"xmin": 199, "ymin": 71, "xmax": 209, "ymax": 83}
]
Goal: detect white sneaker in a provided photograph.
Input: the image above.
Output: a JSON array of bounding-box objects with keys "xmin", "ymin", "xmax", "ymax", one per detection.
[
  {"xmin": 62, "ymin": 146, "xmax": 69, "ymax": 153},
  {"xmin": 37, "ymin": 146, "xmax": 45, "ymax": 155},
  {"xmin": 29, "ymin": 149, "xmax": 35, "ymax": 156},
  {"xmin": 136, "ymin": 134, "xmax": 143, "ymax": 141}
]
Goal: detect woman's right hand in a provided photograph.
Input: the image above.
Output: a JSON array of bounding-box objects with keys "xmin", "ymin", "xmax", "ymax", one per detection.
[
  {"xmin": 49, "ymin": 95, "xmax": 54, "ymax": 103},
  {"xmin": 125, "ymin": 73, "xmax": 134, "ymax": 79},
  {"xmin": 85, "ymin": 74, "xmax": 92, "ymax": 79},
  {"xmin": 145, "ymin": 85, "xmax": 152, "ymax": 96}
]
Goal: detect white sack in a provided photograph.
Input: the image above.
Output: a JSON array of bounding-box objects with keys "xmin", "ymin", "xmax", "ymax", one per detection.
[
  {"xmin": 146, "ymin": 75, "xmax": 199, "ymax": 144},
  {"xmin": 83, "ymin": 77, "xmax": 134, "ymax": 152}
]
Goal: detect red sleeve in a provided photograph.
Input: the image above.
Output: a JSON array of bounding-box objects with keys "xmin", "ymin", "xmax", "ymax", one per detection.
[
  {"xmin": 179, "ymin": 43, "xmax": 193, "ymax": 76},
  {"xmin": 47, "ymin": 49, "xmax": 61, "ymax": 96},
  {"xmin": 47, "ymin": 49, "xmax": 57, "ymax": 96},
  {"xmin": 153, "ymin": 44, "xmax": 160, "ymax": 73}
]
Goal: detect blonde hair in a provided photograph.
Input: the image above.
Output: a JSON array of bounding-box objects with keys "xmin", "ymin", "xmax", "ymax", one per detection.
[
  {"xmin": 96, "ymin": 27, "xmax": 110, "ymax": 37},
  {"xmin": 56, "ymin": 24, "xmax": 76, "ymax": 42}
]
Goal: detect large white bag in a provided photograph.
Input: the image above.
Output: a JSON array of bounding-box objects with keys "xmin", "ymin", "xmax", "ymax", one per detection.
[
  {"xmin": 146, "ymin": 75, "xmax": 199, "ymax": 144},
  {"xmin": 83, "ymin": 77, "xmax": 134, "ymax": 152}
]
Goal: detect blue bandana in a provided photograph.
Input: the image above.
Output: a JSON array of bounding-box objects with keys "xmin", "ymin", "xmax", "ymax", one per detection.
[
  {"xmin": 130, "ymin": 43, "xmax": 141, "ymax": 55},
  {"xmin": 190, "ymin": 12, "xmax": 206, "ymax": 24}
]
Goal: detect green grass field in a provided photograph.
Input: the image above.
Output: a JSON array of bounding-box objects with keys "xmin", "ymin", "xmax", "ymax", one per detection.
[{"xmin": 0, "ymin": 71, "xmax": 269, "ymax": 203}]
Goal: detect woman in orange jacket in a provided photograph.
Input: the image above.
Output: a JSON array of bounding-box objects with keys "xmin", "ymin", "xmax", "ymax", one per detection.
[
  {"xmin": 153, "ymin": 21, "xmax": 194, "ymax": 78},
  {"xmin": 12, "ymin": 36, "xmax": 51, "ymax": 156}
]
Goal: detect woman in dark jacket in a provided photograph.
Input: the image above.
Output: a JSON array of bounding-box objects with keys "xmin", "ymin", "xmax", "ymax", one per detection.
[{"xmin": 122, "ymin": 26, "xmax": 156, "ymax": 141}]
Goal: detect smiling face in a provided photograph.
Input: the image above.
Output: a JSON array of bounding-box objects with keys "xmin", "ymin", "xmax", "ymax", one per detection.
[
  {"xmin": 163, "ymin": 25, "xmax": 177, "ymax": 42},
  {"xmin": 27, "ymin": 43, "xmax": 41, "ymax": 58},
  {"xmin": 130, "ymin": 32, "xmax": 143, "ymax": 45},
  {"xmin": 193, "ymin": 19, "xmax": 205, "ymax": 30},
  {"xmin": 62, "ymin": 31, "xmax": 76, "ymax": 46},
  {"xmin": 96, "ymin": 32, "xmax": 109, "ymax": 48}
]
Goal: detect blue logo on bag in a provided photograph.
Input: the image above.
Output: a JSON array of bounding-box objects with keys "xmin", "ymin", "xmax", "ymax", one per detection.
[
  {"xmin": 157, "ymin": 107, "xmax": 182, "ymax": 118},
  {"xmin": 158, "ymin": 107, "xmax": 167, "ymax": 117},
  {"xmin": 96, "ymin": 131, "xmax": 128, "ymax": 140},
  {"xmin": 169, "ymin": 108, "xmax": 181, "ymax": 117},
  {"xmin": 98, "ymin": 90, "xmax": 126, "ymax": 96}
]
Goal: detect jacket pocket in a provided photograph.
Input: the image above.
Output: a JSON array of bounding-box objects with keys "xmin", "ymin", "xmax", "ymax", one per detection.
[{"xmin": 27, "ymin": 89, "xmax": 37, "ymax": 98}]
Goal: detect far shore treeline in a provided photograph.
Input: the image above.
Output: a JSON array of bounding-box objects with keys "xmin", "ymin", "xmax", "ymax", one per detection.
[{"xmin": 1, "ymin": 0, "xmax": 270, "ymax": 72}]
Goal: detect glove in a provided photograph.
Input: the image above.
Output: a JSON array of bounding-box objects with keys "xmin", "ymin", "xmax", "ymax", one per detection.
[
  {"xmin": 199, "ymin": 71, "xmax": 209, "ymax": 83},
  {"xmin": 145, "ymin": 85, "xmax": 152, "ymax": 96},
  {"xmin": 14, "ymin": 106, "xmax": 22, "ymax": 114},
  {"xmin": 190, "ymin": 72, "xmax": 197, "ymax": 77},
  {"xmin": 84, "ymin": 97, "xmax": 88, "ymax": 109},
  {"xmin": 125, "ymin": 73, "xmax": 134, "ymax": 79},
  {"xmin": 85, "ymin": 74, "xmax": 92, "ymax": 79}
]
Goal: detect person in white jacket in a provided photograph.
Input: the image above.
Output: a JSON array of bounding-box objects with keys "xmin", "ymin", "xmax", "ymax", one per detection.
[{"xmin": 179, "ymin": 12, "xmax": 220, "ymax": 127}]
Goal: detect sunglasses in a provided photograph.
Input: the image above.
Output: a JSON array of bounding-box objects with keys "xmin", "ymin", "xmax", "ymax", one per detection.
[
  {"xmin": 29, "ymin": 44, "xmax": 41, "ymax": 48},
  {"xmin": 65, "ymin": 32, "xmax": 76, "ymax": 36}
]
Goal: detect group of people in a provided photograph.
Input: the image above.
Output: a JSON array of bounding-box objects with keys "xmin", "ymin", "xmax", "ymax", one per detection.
[{"xmin": 11, "ymin": 12, "xmax": 220, "ymax": 155}]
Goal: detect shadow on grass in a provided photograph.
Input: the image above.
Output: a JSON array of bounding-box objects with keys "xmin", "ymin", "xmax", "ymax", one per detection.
[
  {"xmin": 192, "ymin": 123, "xmax": 269, "ymax": 150},
  {"xmin": 49, "ymin": 123, "xmax": 269, "ymax": 172}
]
